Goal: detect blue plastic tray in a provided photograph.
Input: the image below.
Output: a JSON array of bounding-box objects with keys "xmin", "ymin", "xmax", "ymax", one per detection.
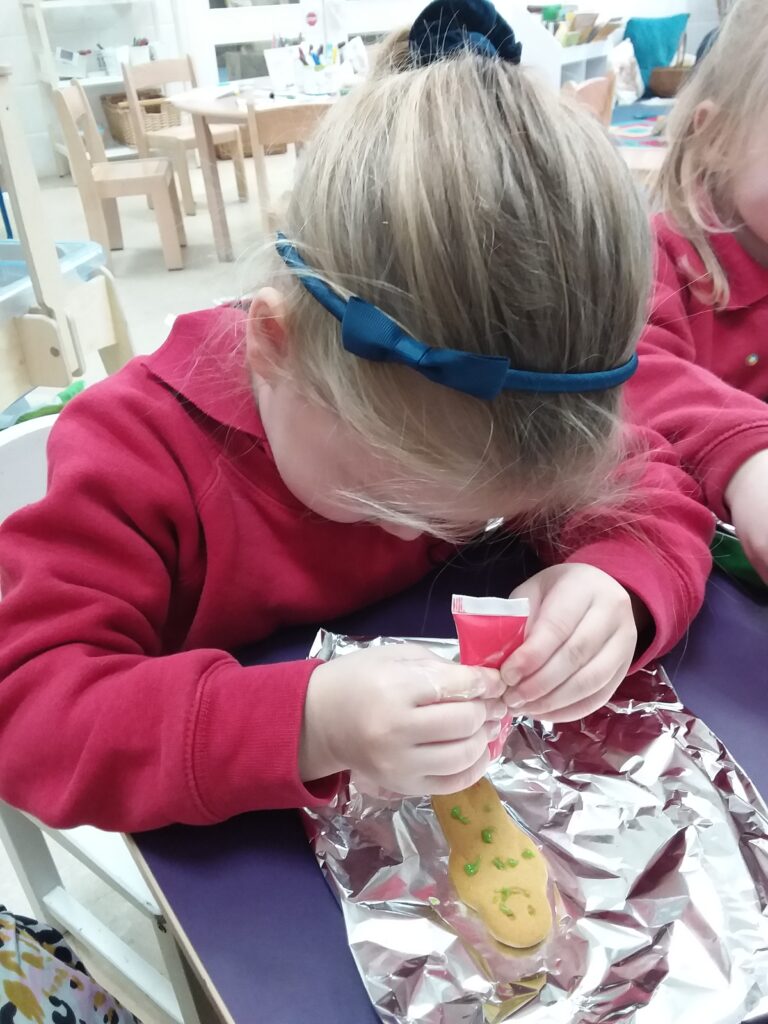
[{"xmin": 0, "ymin": 239, "xmax": 104, "ymax": 323}]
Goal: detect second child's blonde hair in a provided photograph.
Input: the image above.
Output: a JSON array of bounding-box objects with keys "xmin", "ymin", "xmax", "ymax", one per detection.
[
  {"xmin": 655, "ymin": 0, "xmax": 768, "ymax": 307},
  {"xmin": 254, "ymin": 29, "xmax": 651, "ymax": 539}
]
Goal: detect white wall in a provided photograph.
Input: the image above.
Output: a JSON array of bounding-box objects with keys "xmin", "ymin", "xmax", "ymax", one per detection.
[{"xmin": 0, "ymin": 1, "xmax": 57, "ymax": 177}]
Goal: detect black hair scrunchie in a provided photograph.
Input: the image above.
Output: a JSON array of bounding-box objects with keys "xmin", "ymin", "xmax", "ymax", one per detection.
[{"xmin": 409, "ymin": 0, "xmax": 523, "ymax": 66}]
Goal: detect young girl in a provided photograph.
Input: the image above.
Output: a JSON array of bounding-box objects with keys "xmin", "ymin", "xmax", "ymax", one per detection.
[
  {"xmin": 630, "ymin": 0, "xmax": 768, "ymax": 580},
  {"xmin": 0, "ymin": 0, "xmax": 712, "ymax": 832}
]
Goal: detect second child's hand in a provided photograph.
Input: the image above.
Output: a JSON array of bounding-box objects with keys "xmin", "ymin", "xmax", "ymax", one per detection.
[{"xmin": 725, "ymin": 448, "xmax": 768, "ymax": 583}]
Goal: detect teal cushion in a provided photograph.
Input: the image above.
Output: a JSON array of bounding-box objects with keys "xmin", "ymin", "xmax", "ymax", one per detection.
[{"xmin": 624, "ymin": 14, "xmax": 689, "ymax": 91}]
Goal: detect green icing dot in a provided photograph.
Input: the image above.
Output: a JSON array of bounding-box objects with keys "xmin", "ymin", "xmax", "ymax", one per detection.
[
  {"xmin": 521, "ymin": 849, "xmax": 535, "ymax": 860},
  {"xmin": 463, "ymin": 858, "xmax": 481, "ymax": 877},
  {"xmin": 506, "ymin": 858, "xmax": 519, "ymax": 868},
  {"xmin": 481, "ymin": 827, "xmax": 495, "ymax": 844},
  {"xmin": 450, "ymin": 806, "xmax": 470, "ymax": 825},
  {"xmin": 500, "ymin": 905, "xmax": 516, "ymax": 918},
  {"xmin": 492, "ymin": 857, "xmax": 506, "ymax": 870},
  {"xmin": 495, "ymin": 886, "xmax": 530, "ymax": 902}
]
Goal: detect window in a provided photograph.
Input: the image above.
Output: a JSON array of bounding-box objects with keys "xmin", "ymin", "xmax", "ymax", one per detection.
[
  {"xmin": 209, "ymin": 0, "xmax": 298, "ymax": 8},
  {"xmin": 215, "ymin": 39, "xmax": 300, "ymax": 81}
]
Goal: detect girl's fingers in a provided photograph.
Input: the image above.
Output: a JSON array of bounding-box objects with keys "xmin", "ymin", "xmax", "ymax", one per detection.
[
  {"xmin": 405, "ymin": 660, "xmax": 504, "ymax": 706},
  {"xmin": 505, "ymin": 614, "xmax": 621, "ymax": 708},
  {"xmin": 411, "ymin": 722, "xmax": 499, "ymax": 776},
  {"xmin": 501, "ymin": 597, "xmax": 592, "ymax": 688},
  {"xmin": 424, "ymin": 748, "xmax": 492, "ymax": 795},
  {"xmin": 511, "ymin": 637, "xmax": 631, "ymax": 719},
  {"xmin": 521, "ymin": 674, "xmax": 624, "ymax": 724},
  {"xmin": 409, "ymin": 699, "xmax": 505, "ymax": 744}
]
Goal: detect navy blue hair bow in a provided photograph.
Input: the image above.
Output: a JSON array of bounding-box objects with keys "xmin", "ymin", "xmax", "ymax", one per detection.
[
  {"xmin": 275, "ymin": 235, "xmax": 638, "ymax": 400},
  {"xmin": 409, "ymin": 0, "xmax": 523, "ymax": 66}
]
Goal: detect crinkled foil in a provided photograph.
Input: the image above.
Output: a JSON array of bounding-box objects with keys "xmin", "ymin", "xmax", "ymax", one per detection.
[{"xmin": 303, "ymin": 632, "xmax": 768, "ymax": 1024}]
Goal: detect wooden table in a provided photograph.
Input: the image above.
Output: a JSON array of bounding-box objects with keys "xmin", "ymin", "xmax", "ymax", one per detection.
[
  {"xmin": 619, "ymin": 144, "xmax": 666, "ymax": 188},
  {"xmin": 131, "ymin": 544, "xmax": 768, "ymax": 1024},
  {"xmin": 170, "ymin": 87, "xmax": 334, "ymax": 262}
]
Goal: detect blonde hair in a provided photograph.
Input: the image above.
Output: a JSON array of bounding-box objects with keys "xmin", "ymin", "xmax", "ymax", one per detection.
[
  {"xmin": 254, "ymin": 30, "xmax": 651, "ymax": 539},
  {"xmin": 655, "ymin": 0, "xmax": 768, "ymax": 307}
]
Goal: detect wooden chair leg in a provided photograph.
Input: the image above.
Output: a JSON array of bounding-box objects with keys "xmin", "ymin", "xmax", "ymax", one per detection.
[
  {"xmin": 171, "ymin": 144, "xmax": 195, "ymax": 216},
  {"xmin": 232, "ymin": 129, "xmax": 248, "ymax": 202},
  {"xmin": 81, "ymin": 196, "xmax": 114, "ymax": 270},
  {"xmin": 252, "ymin": 144, "xmax": 271, "ymax": 235},
  {"xmin": 150, "ymin": 182, "xmax": 184, "ymax": 270},
  {"xmin": 167, "ymin": 176, "xmax": 187, "ymax": 248},
  {"xmin": 101, "ymin": 197, "xmax": 123, "ymax": 251}
]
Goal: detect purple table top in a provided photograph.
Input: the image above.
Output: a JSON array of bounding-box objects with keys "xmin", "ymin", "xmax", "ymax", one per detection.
[{"xmin": 134, "ymin": 547, "xmax": 768, "ymax": 1024}]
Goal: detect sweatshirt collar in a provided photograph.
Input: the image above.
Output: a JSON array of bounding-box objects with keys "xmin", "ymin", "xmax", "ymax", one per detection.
[
  {"xmin": 709, "ymin": 230, "xmax": 768, "ymax": 311},
  {"xmin": 141, "ymin": 305, "xmax": 267, "ymax": 438}
]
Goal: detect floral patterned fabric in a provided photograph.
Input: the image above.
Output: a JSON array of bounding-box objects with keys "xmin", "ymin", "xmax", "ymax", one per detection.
[{"xmin": 0, "ymin": 907, "xmax": 141, "ymax": 1024}]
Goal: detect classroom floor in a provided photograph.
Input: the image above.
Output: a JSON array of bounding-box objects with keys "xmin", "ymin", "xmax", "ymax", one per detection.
[{"xmin": 0, "ymin": 146, "xmax": 301, "ymax": 1023}]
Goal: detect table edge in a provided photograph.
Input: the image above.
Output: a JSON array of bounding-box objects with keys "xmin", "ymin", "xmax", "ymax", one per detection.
[{"xmin": 124, "ymin": 833, "xmax": 237, "ymax": 1024}]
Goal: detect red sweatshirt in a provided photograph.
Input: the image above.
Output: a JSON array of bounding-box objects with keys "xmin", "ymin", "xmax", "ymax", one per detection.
[
  {"xmin": 630, "ymin": 216, "xmax": 768, "ymax": 520},
  {"xmin": 0, "ymin": 307, "xmax": 712, "ymax": 832}
]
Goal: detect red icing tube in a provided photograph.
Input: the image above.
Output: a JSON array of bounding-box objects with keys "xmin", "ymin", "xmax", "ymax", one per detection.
[{"xmin": 452, "ymin": 594, "xmax": 529, "ymax": 760}]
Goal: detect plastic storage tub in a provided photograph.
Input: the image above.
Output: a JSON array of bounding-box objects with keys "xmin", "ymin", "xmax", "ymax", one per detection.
[{"xmin": 0, "ymin": 239, "xmax": 104, "ymax": 323}]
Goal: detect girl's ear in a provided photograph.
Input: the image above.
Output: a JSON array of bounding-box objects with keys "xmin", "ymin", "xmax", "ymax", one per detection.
[
  {"xmin": 693, "ymin": 99, "xmax": 717, "ymax": 133},
  {"xmin": 246, "ymin": 288, "xmax": 289, "ymax": 381}
]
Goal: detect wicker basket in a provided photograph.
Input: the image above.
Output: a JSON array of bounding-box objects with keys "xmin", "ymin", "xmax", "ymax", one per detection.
[
  {"xmin": 215, "ymin": 126, "xmax": 287, "ymax": 160},
  {"xmin": 649, "ymin": 65, "xmax": 690, "ymax": 98},
  {"xmin": 101, "ymin": 90, "xmax": 182, "ymax": 146},
  {"xmin": 649, "ymin": 33, "xmax": 690, "ymax": 98}
]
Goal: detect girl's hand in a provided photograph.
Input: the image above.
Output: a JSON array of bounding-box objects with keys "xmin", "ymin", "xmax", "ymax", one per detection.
[
  {"xmin": 725, "ymin": 449, "xmax": 768, "ymax": 583},
  {"xmin": 500, "ymin": 564, "xmax": 640, "ymax": 722},
  {"xmin": 300, "ymin": 645, "xmax": 506, "ymax": 796}
]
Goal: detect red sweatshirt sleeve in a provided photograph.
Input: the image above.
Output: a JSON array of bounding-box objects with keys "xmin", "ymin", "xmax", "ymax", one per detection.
[
  {"xmin": 530, "ymin": 424, "xmax": 714, "ymax": 669},
  {"xmin": 0, "ymin": 390, "xmax": 338, "ymax": 833},
  {"xmin": 630, "ymin": 230, "xmax": 768, "ymax": 520}
]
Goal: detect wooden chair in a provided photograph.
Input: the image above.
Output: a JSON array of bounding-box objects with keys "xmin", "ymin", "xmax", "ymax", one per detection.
[
  {"xmin": 123, "ymin": 56, "xmax": 247, "ymax": 217},
  {"xmin": 52, "ymin": 81, "xmax": 185, "ymax": 271},
  {"xmin": 246, "ymin": 101, "xmax": 331, "ymax": 233},
  {"xmin": 562, "ymin": 71, "xmax": 617, "ymax": 127}
]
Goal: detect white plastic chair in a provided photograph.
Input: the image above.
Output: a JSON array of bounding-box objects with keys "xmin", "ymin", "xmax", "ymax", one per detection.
[{"xmin": 0, "ymin": 416, "xmax": 202, "ymax": 1024}]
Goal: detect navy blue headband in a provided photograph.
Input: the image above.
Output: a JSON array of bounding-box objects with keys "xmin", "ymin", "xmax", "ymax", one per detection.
[
  {"xmin": 409, "ymin": 0, "xmax": 523, "ymax": 66},
  {"xmin": 275, "ymin": 235, "xmax": 638, "ymax": 399}
]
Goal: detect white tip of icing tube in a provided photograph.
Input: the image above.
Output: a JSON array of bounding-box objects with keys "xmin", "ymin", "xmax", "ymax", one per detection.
[{"xmin": 452, "ymin": 594, "xmax": 530, "ymax": 616}]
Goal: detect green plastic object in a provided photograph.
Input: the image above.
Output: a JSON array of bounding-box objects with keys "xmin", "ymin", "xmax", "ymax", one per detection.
[
  {"xmin": 711, "ymin": 522, "xmax": 765, "ymax": 590},
  {"xmin": 542, "ymin": 5, "xmax": 563, "ymax": 24},
  {"xmin": 7, "ymin": 380, "xmax": 85, "ymax": 429}
]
